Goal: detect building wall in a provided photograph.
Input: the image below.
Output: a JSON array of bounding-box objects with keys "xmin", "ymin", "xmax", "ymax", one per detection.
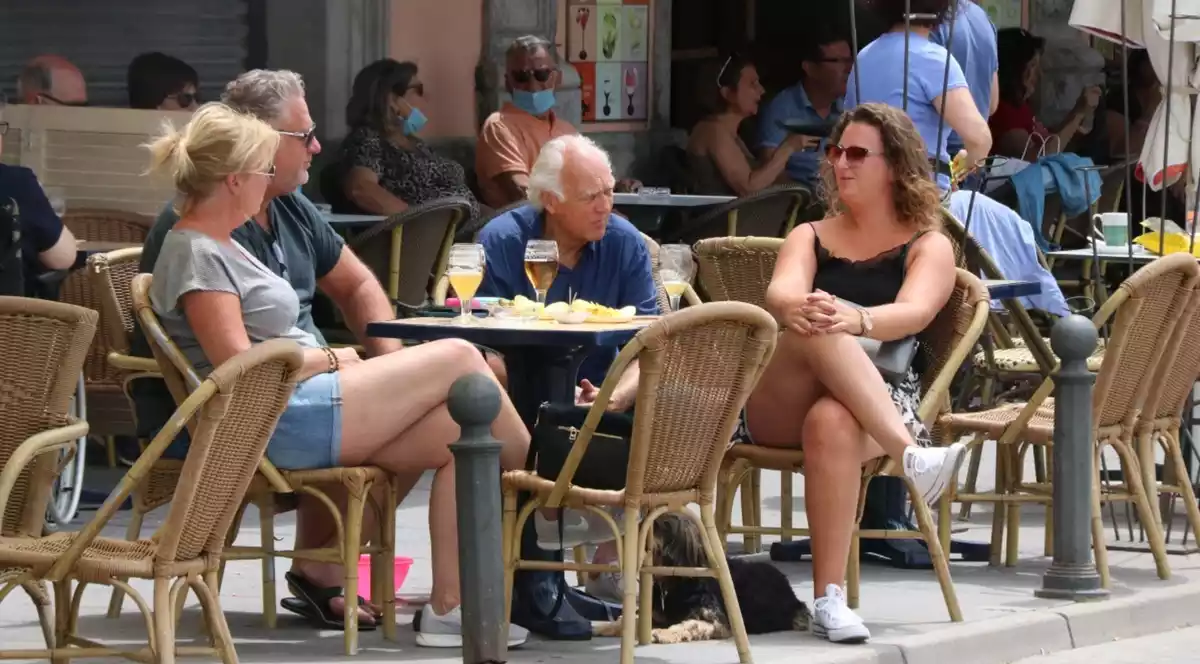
[{"xmin": 389, "ymin": 0, "xmax": 484, "ymax": 139}]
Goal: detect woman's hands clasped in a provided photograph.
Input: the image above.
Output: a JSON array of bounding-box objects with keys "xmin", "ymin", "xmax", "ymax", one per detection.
[{"xmin": 783, "ymin": 290, "xmax": 863, "ymax": 337}]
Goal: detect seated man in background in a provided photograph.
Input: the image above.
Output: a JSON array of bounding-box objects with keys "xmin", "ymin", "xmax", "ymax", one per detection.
[
  {"xmin": 17, "ymin": 55, "xmax": 88, "ymax": 105},
  {"xmin": 477, "ymin": 133, "xmax": 657, "ymax": 606},
  {"xmin": 477, "ymin": 35, "xmax": 639, "ymax": 210},
  {"xmin": 127, "ymin": 52, "xmax": 201, "ymax": 111},
  {"xmin": 0, "ymin": 116, "xmax": 78, "ymax": 295},
  {"xmin": 757, "ymin": 32, "xmax": 850, "ymax": 190}
]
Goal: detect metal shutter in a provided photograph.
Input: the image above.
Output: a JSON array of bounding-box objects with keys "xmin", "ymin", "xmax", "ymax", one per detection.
[{"xmin": 0, "ymin": 0, "xmax": 249, "ymax": 107}]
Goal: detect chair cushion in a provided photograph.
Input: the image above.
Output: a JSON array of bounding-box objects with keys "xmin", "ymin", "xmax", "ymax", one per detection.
[{"xmin": 972, "ymin": 340, "xmax": 1105, "ymax": 373}]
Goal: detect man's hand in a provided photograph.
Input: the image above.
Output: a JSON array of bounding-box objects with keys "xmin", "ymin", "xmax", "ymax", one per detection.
[{"xmin": 782, "ymin": 133, "xmax": 820, "ymax": 153}]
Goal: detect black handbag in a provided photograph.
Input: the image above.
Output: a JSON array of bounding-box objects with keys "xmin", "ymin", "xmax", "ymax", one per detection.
[
  {"xmin": 533, "ymin": 402, "xmax": 632, "ymax": 491},
  {"xmin": 837, "ymin": 297, "xmax": 919, "ymax": 383}
]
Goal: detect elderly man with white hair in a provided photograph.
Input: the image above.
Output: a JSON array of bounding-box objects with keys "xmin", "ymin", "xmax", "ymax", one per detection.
[{"xmin": 476, "ymin": 134, "xmax": 658, "ymax": 612}]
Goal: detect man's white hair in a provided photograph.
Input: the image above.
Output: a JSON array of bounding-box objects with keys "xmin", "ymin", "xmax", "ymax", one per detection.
[{"xmin": 527, "ymin": 134, "xmax": 614, "ymax": 210}]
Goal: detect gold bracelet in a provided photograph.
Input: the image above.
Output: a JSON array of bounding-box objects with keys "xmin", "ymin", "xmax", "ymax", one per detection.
[{"xmin": 321, "ymin": 346, "xmax": 339, "ymax": 373}]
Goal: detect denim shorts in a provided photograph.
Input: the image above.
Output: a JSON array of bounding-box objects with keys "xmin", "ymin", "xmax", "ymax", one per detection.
[{"xmin": 265, "ymin": 370, "xmax": 344, "ymax": 470}]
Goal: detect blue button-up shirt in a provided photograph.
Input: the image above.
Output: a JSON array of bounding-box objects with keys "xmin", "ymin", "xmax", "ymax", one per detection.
[
  {"xmin": 477, "ymin": 204, "xmax": 659, "ymax": 385},
  {"xmin": 757, "ymin": 82, "xmax": 842, "ymax": 186}
]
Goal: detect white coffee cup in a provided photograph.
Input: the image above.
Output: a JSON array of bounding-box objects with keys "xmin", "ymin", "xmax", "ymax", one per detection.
[{"xmin": 1094, "ymin": 212, "xmax": 1130, "ymax": 247}]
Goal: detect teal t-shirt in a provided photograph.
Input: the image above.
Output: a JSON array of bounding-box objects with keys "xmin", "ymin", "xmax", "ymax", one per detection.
[{"xmin": 129, "ymin": 191, "xmax": 345, "ymax": 439}]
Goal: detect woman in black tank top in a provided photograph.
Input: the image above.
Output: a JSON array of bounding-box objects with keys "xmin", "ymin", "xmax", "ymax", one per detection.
[{"xmin": 731, "ymin": 103, "xmax": 967, "ymax": 643}]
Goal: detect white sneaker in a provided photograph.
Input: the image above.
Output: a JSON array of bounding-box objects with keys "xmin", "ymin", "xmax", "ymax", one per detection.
[
  {"xmin": 415, "ymin": 605, "xmax": 529, "ymax": 648},
  {"xmin": 903, "ymin": 443, "xmax": 966, "ymax": 506},
  {"xmin": 584, "ymin": 571, "xmax": 624, "ymax": 603},
  {"xmin": 535, "ymin": 510, "xmax": 591, "ymax": 550},
  {"xmin": 812, "ymin": 584, "xmax": 870, "ymax": 644}
]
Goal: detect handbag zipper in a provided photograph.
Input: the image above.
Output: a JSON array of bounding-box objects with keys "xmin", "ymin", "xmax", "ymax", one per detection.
[{"xmin": 557, "ymin": 425, "xmax": 624, "ymax": 441}]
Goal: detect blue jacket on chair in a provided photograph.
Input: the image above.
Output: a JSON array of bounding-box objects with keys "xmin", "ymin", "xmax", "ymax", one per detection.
[{"xmin": 1011, "ymin": 153, "xmax": 1103, "ymax": 251}]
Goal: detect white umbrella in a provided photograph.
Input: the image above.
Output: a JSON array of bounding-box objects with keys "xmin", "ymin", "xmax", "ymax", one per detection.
[
  {"xmin": 1069, "ymin": 0, "xmax": 1146, "ymax": 48},
  {"xmin": 1138, "ymin": 0, "xmax": 1195, "ymax": 191}
]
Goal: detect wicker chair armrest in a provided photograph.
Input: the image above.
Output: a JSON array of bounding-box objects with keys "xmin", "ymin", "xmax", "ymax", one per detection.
[
  {"xmin": 433, "ymin": 275, "xmax": 450, "ymax": 306},
  {"xmin": 682, "ymin": 285, "xmax": 703, "ymax": 307},
  {"xmin": 256, "ymin": 458, "xmax": 295, "ymax": 493},
  {"xmin": 0, "ymin": 420, "xmax": 89, "ymax": 533},
  {"xmin": 106, "ymin": 352, "xmax": 160, "ymax": 374}
]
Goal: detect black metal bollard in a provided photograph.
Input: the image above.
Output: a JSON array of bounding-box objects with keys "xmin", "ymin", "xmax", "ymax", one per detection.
[
  {"xmin": 447, "ymin": 372, "xmax": 507, "ymax": 663},
  {"xmin": 1035, "ymin": 315, "xmax": 1109, "ymax": 601}
]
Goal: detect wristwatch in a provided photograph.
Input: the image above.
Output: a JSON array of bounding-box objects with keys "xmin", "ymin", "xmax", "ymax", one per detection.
[{"xmin": 857, "ymin": 308, "xmax": 874, "ymax": 337}]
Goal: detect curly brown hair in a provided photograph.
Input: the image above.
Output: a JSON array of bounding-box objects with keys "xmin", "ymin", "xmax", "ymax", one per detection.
[{"xmin": 819, "ymin": 103, "xmax": 944, "ymax": 231}]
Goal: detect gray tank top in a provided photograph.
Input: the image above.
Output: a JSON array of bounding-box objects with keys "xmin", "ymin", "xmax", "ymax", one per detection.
[{"xmin": 150, "ymin": 228, "xmax": 318, "ymax": 378}]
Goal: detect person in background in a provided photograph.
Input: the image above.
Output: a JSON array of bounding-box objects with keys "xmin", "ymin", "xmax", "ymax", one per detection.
[
  {"xmin": 846, "ymin": 0, "xmax": 992, "ymax": 190},
  {"xmin": 757, "ymin": 33, "xmax": 851, "ymax": 189},
  {"xmin": 738, "ymin": 103, "xmax": 965, "ymax": 644},
  {"xmin": 337, "ymin": 59, "xmax": 479, "ymax": 220},
  {"xmin": 930, "ymin": 0, "xmax": 1000, "ymax": 157},
  {"xmin": 991, "ymin": 28, "xmax": 1100, "ymax": 160},
  {"xmin": 476, "ymin": 134, "xmax": 657, "ymax": 604},
  {"xmin": 687, "ymin": 53, "xmax": 810, "ymax": 196},
  {"xmin": 1105, "ymin": 49, "xmax": 1159, "ymax": 161},
  {"xmin": 17, "ymin": 55, "xmax": 88, "ymax": 106},
  {"xmin": 127, "ymin": 52, "xmax": 201, "ymax": 111},
  {"xmin": 476, "ymin": 35, "xmax": 639, "ymax": 209},
  {"xmin": 0, "ymin": 108, "xmax": 78, "ymax": 291}
]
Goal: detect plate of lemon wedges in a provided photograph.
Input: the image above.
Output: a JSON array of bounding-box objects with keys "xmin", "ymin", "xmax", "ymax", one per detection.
[{"xmin": 545, "ymin": 299, "xmax": 636, "ymax": 324}]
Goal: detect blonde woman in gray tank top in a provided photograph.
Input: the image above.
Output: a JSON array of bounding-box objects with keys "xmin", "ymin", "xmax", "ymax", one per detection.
[{"xmin": 145, "ymin": 102, "xmax": 530, "ymax": 647}]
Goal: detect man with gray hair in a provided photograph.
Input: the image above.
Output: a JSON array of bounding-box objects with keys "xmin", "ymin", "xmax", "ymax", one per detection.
[
  {"xmin": 476, "ymin": 133, "xmax": 656, "ymax": 636},
  {"xmin": 128, "ymin": 69, "xmax": 407, "ymax": 631},
  {"xmin": 17, "ymin": 55, "xmax": 88, "ymax": 105}
]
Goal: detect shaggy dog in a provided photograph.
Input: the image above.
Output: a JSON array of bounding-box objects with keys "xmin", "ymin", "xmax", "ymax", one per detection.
[{"xmin": 593, "ymin": 513, "xmax": 810, "ymax": 644}]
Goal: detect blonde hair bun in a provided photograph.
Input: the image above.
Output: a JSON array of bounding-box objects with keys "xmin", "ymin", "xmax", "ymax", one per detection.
[{"xmin": 145, "ymin": 102, "xmax": 280, "ymax": 207}]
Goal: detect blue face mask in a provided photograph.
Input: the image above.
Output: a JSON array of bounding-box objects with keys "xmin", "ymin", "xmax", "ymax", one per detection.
[
  {"xmin": 400, "ymin": 106, "xmax": 427, "ymax": 136},
  {"xmin": 512, "ymin": 89, "xmax": 556, "ymax": 116}
]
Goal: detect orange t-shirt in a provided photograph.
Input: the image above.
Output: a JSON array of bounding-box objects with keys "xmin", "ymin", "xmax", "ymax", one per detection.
[{"xmin": 476, "ymin": 103, "xmax": 577, "ymax": 208}]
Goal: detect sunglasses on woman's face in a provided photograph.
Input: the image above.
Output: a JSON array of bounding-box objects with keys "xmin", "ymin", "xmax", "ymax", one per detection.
[
  {"xmin": 510, "ymin": 68, "xmax": 554, "ymax": 84},
  {"xmin": 169, "ymin": 91, "xmax": 200, "ymax": 107},
  {"xmin": 825, "ymin": 144, "xmax": 883, "ymax": 165}
]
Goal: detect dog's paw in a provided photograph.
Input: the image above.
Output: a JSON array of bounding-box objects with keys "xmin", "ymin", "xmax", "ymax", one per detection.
[{"xmin": 592, "ymin": 620, "xmax": 622, "ymax": 638}]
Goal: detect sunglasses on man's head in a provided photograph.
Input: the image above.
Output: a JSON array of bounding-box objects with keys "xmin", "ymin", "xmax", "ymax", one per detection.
[
  {"xmin": 510, "ymin": 68, "xmax": 554, "ymax": 84},
  {"xmin": 278, "ymin": 124, "xmax": 318, "ymax": 148},
  {"xmin": 825, "ymin": 144, "xmax": 883, "ymax": 164}
]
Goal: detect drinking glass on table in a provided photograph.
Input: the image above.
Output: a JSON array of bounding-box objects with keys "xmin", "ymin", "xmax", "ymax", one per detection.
[
  {"xmin": 447, "ymin": 243, "xmax": 486, "ymax": 325},
  {"xmin": 659, "ymin": 243, "xmax": 695, "ymax": 312},
  {"xmin": 524, "ymin": 239, "xmax": 559, "ymax": 313}
]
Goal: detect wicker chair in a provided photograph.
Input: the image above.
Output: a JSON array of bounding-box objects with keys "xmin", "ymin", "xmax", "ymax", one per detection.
[
  {"xmin": 0, "ymin": 339, "xmax": 303, "ymax": 664},
  {"xmin": 1133, "ymin": 284, "xmax": 1200, "ymax": 540},
  {"xmin": 663, "ymin": 184, "xmax": 812, "ymax": 245},
  {"xmin": 0, "ymin": 296, "xmax": 96, "ymax": 649},
  {"xmin": 941, "ymin": 253, "xmax": 1199, "ymax": 586},
  {"xmin": 711, "ymin": 269, "xmax": 989, "ymax": 622},
  {"xmin": 61, "ymin": 208, "xmax": 153, "ymax": 244},
  {"xmin": 501, "ymin": 302, "xmax": 779, "ymax": 664},
  {"xmin": 349, "ymin": 197, "xmax": 473, "ymax": 308},
  {"xmin": 59, "ymin": 238, "xmax": 153, "ymax": 466},
  {"xmin": 128, "ymin": 274, "xmax": 399, "ymax": 654}
]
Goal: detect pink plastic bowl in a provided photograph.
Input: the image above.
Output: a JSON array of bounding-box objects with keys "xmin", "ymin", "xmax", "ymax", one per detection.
[{"xmin": 356, "ymin": 554, "xmax": 413, "ymax": 603}]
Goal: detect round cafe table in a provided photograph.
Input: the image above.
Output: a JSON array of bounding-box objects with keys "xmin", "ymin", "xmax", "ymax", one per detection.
[{"xmin": 366, "ymin": 314, "xmax": 654, "ymax": 639}]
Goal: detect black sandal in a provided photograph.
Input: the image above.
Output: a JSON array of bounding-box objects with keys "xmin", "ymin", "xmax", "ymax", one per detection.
[{"xmin": 280, "ymin": 571, "xmax": 379, "ymax": 631}]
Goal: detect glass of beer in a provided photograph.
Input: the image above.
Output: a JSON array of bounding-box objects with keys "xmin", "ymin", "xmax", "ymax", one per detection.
[
  {"xmin": 523, "ymin": 239, "xmax": 559, "ymax": 313},
  {"xmin": 660, "ymin": 244, "xmax": 695, "ymax": 312},
  {"xmin": 447, "ymin": 243, "xmax": 486, "ymax": 325}
]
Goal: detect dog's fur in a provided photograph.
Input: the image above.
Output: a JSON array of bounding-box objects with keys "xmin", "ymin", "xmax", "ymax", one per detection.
[{"xmin": 593, "ymin": 513, "xmax": 810, "ymax": 644}]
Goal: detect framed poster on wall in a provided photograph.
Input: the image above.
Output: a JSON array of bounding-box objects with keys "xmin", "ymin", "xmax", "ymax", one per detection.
[
  {"xmin": 567, "ymin": 0, "xmax": 650, "ymax": 122},
  {"xmin": 978, "ymin": 0, "xmax": 1024, "ymax": 29}
]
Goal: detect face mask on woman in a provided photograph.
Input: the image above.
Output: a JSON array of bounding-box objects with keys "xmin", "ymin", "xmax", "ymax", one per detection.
[{"xmin": 395, "ymin": 100, "xmax": 428, "ymax": 136}]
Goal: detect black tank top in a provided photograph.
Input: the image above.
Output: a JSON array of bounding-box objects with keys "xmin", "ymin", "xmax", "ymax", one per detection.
[{"xmin": 811, "ymin": 229, "xmax": 930, "ymax": 374}]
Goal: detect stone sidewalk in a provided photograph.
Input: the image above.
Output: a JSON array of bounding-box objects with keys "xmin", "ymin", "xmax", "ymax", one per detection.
[{"xmin": 3, "ymin": 457, "xmax": 1200, "ymax": 664}]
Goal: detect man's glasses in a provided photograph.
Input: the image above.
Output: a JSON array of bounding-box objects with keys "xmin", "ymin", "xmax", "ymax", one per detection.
[
  {"xmin": 278, "ymin": 124, "xmax": 318, "ymax": 148},
  {"xmin": 38, "ymin": 93, "xmax": 88, "ymax": 107},
  {"xmin": 169, "ymin": 91, "xmax": 200, "ymax": 107},
  {"xmin": 825, "ymin": 144, "xmax": 884, "ymax": 165},
  {"xmin": 510, "ymin": 68, "xmax": 554, "ymax": 84},
  {"xmin": 817, "ymin": 57, "xmax": 854, "ymax": 66}
]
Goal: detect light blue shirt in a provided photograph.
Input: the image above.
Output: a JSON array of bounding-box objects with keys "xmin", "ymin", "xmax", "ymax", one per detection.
[
  {"xmin": 845, "ymin": 31, "xmax": 968, "ymax": 190},
  {"xmin": 948, "ymin": 190, "xmax": 1069, "ymax": 316},
  {"xmin": 757, "ymin": 83, "xmax": 842, "ymax": 186},
  {"xmin": 931, "ymin": 0, "xmax": 998, "ymax": 154}
]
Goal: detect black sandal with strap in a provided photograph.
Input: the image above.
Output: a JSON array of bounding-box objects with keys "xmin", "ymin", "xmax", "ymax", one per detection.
[{"xmin": 280, "ymin": 571, "xmax": 379, "ymax": 631}]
